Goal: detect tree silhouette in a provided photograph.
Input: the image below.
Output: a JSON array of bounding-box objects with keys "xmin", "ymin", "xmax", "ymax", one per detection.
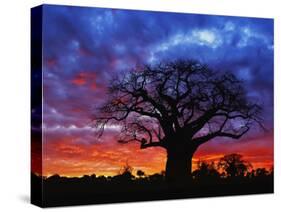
[
  {"xmin": 113, "ymin": 163, "xmax": 134, "ymax": 182},
  {"xmin": 254, "ymin": 168, "xmax": 270, "ymax": 177},
  {"xmin": 136, "ymin": 170, "xmax": 145, "ymax": 178},
  {"xmin": 192, "ymin": 161, "xmax": 220, "ymax": 180},
  {"xmin": 94, "ymin": 59, "xmax": 263, "ymax": 182},
  {"xmin": 218, "ymin": 153, "xmax": 252, "ymax": 178}
]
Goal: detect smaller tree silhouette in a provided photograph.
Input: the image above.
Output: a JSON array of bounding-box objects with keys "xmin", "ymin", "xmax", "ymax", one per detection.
[
  {"xmin": 114, "ymin": 163, "xmax": 134, "ymax": 182},
  {"xmin": 192, "ymin": 161, "xmax": 220, "ymax": 180},
  {"xmin": 91, "ymin": 174, "xmax": 96, "ymax": 180},
  {"xmin": 218, "ymin": 153, "xmax": 252, "ymax": 178},
  {"xmin": 136, "ymin": 170, "xmax": 145, "ymax": 178},
  {"xmin": 255, "ymin": 168, "xmax": 269, "ymax": 177},
  {"xmin": 47, "ymin": 174, "xmax": 60, "ymax": 181}
]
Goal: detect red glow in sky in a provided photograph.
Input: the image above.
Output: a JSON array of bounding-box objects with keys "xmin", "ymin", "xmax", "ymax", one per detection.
[
  {"xmin": 31, "ymin": 6, "xmax": 274, "ymax": 177},
  {"xmin": 36, "ymin": 131, "xmax": 273, "ymax": 177}
]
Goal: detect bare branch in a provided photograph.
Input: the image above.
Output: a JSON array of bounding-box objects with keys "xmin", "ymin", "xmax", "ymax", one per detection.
[
  {"xmin": 93, "ymin": 59, "xmax": 263, "ymax": 151},
  {"xmin": 193, "ymin": 126, "xmax": 250, "ymax": 147}
]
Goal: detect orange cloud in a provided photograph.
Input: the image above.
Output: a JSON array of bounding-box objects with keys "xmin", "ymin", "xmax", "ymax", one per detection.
[
  {"xmin": 43, "ymin": 136, "xmax": 166, "ymax": 177},
  {"xmin": 41, "ymin": 131, "xmax": 273, "ymax": 177}
]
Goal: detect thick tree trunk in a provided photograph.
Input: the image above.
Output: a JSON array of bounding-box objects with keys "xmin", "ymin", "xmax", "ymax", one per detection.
[{"xmin": 165, "ymin": 147, "xmax": 195, "ymax": 183}]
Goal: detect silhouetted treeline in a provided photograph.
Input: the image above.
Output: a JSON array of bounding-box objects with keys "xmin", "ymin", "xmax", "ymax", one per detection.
[{"xmin": 32, "ymin": 153, "xmax": 273, "ymax": 207}]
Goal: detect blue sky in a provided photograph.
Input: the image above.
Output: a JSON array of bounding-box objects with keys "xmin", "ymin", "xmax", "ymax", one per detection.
[
  {"xmin": 42, "ymin": 5, "xmax": 273, "ymax": 131},
  {"xmin": 35, "ymin": 5, "xmax": 274, "ymax": 176}
]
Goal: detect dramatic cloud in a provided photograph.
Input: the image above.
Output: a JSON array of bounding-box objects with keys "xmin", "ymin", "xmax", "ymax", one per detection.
[{"xmin": 35, "ymin": 5, "xmax": 274, "ymax": 176}]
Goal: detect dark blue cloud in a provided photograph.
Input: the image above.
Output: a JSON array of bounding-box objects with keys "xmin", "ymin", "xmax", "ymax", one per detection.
[{"xmin": 41, "ymin": 4, "xmax": 273, "ymax": 131}]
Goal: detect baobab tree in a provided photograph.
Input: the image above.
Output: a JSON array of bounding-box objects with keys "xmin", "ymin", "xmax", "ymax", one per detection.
[{"xmin": 94, "ymin": 60, "xmax": 263, "ymax": 182}]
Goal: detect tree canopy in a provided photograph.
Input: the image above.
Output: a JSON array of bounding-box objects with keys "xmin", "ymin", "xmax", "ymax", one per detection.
[{"xmin": 95, "ymin": 60, "xmax": 263, "ymax": 150}]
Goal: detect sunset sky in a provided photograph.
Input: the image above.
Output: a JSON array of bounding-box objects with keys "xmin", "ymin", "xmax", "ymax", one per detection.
[{"xmin": 32, "ymin": 5, "xmax": 273, "ymax": 177}]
